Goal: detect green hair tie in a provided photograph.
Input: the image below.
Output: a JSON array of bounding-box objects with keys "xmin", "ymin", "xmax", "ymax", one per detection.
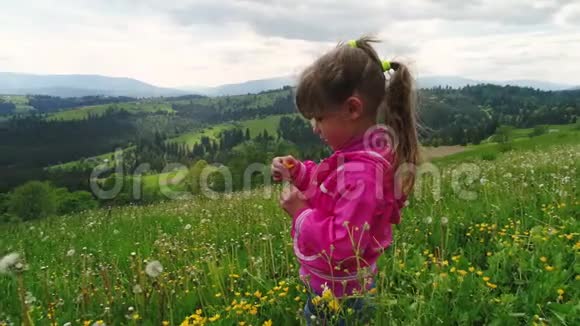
[
  {"xmin": 347, "ymin": 40, "xmax": 357, "ymax": 48},
  {"xmin": 382, "ymin": 60, "xmax": 391, "ymax": 72}
]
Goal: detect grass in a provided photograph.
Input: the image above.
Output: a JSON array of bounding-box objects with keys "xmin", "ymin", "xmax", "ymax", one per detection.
[
  {"xmin": 167, "ymin": 125, "xmax": 232, "ymax": 148},
  {"xmin": 238, "ymin": 114, "xmax": 295, "ymax": 138},
  {"xmin": 0, "ymin": 95, "xmax": 35, "ymax": 114},
  {"xmin": 1, "ymin": 125, "xmax": 579, "ymax": 325},
  {"xmin": 165, "ymin": 114, "xmax": 294, "ymax": 149},
  {"xmin": 0, "ymin": 95, "xmax": 28, "ymax": 105},
  {"xmin": 47, "ymin": 148, "xmax": 133, "ymax": 171},
  {"xmin": 48, "ymin": 101, "xmax": 174, "ymax": 121},
  {"xmin": 435, "ymin": 123, "xmax": 580, "ymax": 164}
]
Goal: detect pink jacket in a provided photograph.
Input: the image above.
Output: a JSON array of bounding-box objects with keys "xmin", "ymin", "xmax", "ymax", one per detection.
[{"xmin": 289, "ymin": 127, "xmax": 406, "ymax": 297}]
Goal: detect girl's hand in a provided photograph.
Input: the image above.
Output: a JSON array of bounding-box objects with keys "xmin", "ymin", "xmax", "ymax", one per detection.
[
  {"xmin": 271, "ymin": 155, "xmax": 298, "ymax": 182},
  {"xmin": 279, "ymin": 185, "xmax": 309, "ymax": 217}
]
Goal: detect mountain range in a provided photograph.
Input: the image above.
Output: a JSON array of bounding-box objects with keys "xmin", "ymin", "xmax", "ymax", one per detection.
[
  {"xmin": 0, "ymin": 72, "xmax": 577, "ymax": 98},
  {"xmin": 0, "ymin": 72, "xmax": 187, "ymax": 98}
]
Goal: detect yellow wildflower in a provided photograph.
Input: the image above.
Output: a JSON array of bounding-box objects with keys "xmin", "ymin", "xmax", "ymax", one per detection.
[
  {"xmin": 486, "ymin": 282, "xmax": 497, "ymax": 289},
  {"xmin": 311, "ymin": 296, "xmax": 322, "ymax": 306},
  {"xmin": 328, "ymin": 299, "xmax": 340, "ymax": 312},
  {"xmin": 322, "ymin": 288, "xmax": 334, "ymax": 301},
  {"xmin": 263, "ymin": 320, "xmax": 273, "ymax": 326},
  {"xmin": 540, "ymin": 256, "xmax": 548, "ymax": 263}
]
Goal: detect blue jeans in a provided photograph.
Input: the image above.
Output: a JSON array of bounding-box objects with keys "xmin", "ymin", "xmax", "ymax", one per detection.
[{"xmin": 303, "ymin": 283, "xmax": 377, "ymax": 325}]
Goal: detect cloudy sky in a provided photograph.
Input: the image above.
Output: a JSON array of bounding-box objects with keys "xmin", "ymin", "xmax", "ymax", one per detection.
[{"xmin": 1, "ymin": 0, "xmax": 579, "ymax": 87}]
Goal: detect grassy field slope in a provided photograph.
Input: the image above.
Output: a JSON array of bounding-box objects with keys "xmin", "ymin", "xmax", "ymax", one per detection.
[{"xmin": 1, "ymin": 129, "xmax": 578, "ymax": 325}]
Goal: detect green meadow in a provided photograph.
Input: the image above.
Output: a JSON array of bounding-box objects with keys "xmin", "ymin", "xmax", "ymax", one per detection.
[{"xmin": 1, "ymin": 126, "xmax": 578, "ymax": 325}]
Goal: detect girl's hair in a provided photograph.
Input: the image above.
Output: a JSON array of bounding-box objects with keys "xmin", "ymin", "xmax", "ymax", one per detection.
[{"xmin": 295, "ymin": 36, "xmax": 420, "ymax": 195}]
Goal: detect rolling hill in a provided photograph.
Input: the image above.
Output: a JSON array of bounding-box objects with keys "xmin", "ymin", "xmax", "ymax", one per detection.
[
  {"xmin": 1, "ymin": 72, "xmax": 577, "ymax": 99},
  {"xmin": 0, "ymin": 72, "xmax": 188, "ymax": 98}
]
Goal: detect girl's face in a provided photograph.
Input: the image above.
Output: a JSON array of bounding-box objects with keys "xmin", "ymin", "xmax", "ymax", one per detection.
[
  {"xmin": 310, "ymin": 97, "xmax": 364, "ymax": 150},
  {"xmin": 310, "ymin": 111, "xmax": 348, "ymax": 151}
]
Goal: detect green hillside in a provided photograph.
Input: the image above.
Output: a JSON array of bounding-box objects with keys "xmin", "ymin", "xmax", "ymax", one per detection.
[{"xmin": 48, "ymin": 101, "xmax": 174, "ymax": 120}]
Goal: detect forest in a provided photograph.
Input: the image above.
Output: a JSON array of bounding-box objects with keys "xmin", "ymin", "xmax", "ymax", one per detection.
[{"xmin": 0, "ymin": 84, "xmax": 578, "ymax": 204}]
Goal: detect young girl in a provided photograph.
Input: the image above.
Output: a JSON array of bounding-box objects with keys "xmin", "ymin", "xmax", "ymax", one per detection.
[{"xmin": 271, "ymin": 36, "xmax": 419, "ymax": 324}]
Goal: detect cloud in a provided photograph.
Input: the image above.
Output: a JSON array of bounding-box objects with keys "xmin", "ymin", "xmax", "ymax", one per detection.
[
  {"xmin": 0, "ymin": 0, "xmax": 579, "ymax": 86},
  {"xmin": 554, "ymin": 2, "xmax": 580, "ymax": 26},
  {"xmin": 167, "ymin": 0, "xmax": 573, "ymax": 41}
]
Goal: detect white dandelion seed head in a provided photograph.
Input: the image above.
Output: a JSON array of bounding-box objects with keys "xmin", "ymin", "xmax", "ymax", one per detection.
[
  {"xmin": 145, "ymin": 260, "xmax": 163, "ymax": 278},
  {"xmin": 184, "ymin": 224, "xmax": 192, "ymax": 230},
  {"xmin": 441, "ymin": 217, "xmax": 449, "ymax": 226},
  {"xmin": 66, "ymin": 249, "xmax": 75, "ymax": 257},
  {"xmin": 132, "ymin": 284, "xmax": 143, "ymax": 294},
  {"xmin": 0, "ymin": 252, "xmax": 21, "ymax": 274},
  {"xmin": 24, "ymin": 291, "xmax": 36, "ymax": 305},
  {"xmin": 425, "ymin": 216, "xmax": 433, "ymax": 224}
]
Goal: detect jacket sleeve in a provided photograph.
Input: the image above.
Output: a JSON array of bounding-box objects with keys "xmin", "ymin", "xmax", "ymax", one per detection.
[
  {"xmin": 290, "ymin": 160, "xmax": 318, "ymax": 192},
  {"xmin": 291, "ymin": 164, "xmax": 382, "ymax": 264}
]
